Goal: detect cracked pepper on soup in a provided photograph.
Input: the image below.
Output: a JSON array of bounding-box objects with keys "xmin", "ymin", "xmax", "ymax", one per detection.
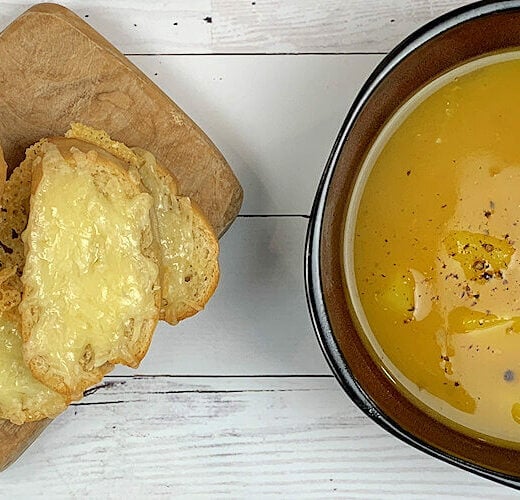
[{"xmin": 347, "ymin": 51, "xmax": 520, "ymax": 446}]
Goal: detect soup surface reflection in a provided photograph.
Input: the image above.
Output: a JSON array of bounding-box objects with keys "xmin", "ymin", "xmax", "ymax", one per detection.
[{"xmin": 352, "ymin": 53, "xmax": 520, "ymax": 445}]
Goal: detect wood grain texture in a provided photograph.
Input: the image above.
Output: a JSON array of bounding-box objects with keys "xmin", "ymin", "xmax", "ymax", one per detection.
[
  {"xmin": 0, "ymin": 376, "xmax": 516, "ymax": 498},
  {"xmin": 0, "ymin": 3, "xmax": 241, "ymax": 472},
  {"xmin": 212, "ymin": 0, "xmax": 476, "ymax": 54},
  {"xmin": 0, "ymin": 419, "xmax": 50, "ymax": 471},
  {"xmin": 0, "ymin": 0, "xmax": 475, "ymax": 54},
  {"xmin": 0, "ymin": 3, "xmax": 242, "ymax": 234}
]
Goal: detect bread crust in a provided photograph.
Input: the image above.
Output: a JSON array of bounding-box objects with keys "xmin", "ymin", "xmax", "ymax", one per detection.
[
  {"xmin": 0, "ymin": 150, "xmax": 36, "ymax": 321},
  {"xmin": 174, "ymin": 199, "xmax": 220, "ymax": 322}
]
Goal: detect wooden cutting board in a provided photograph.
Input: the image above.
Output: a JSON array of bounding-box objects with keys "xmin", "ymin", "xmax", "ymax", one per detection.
[{"xmin": 0, "ymin": 3, "xmax": 242, "ymax": 472}]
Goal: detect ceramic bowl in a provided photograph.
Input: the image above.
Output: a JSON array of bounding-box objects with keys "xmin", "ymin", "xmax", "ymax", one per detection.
[{"xmin": 305, "ymin": 0, "xmax": 520, "ymax": 488}]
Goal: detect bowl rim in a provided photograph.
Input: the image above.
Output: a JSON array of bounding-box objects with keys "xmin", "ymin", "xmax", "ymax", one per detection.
[{"xmin": 305, "ymin": 0, "xmax": 520, "ymax": 489}]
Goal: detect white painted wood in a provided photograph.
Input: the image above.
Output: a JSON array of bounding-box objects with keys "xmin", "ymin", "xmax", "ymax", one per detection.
[
  {"xmin": 129, "ymin": 54, "xmax": 382, "ymax": 215},
  {"xmin": 114, "ymin": 217, "xmax": 329, "ymax": 377},
  {"xmin": 0, "ymin": 1, "xmax": 474, "ymax": 54},
  {"xmin": 1, "ymin": 376, "xmax": 516, "ymax": 498},
  {"xmin": 212, "ymin": 0, "xmax": 475, "ymax": 54}
]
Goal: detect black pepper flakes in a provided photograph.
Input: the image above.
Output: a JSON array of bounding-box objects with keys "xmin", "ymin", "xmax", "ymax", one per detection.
[{"xmin": 472, "ymin": 260, "xmax": 486, "ymax": 271}]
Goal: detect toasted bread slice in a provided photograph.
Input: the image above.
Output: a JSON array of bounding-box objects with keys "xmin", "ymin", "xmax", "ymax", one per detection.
[
  {"xmin": 20, "ymin": 141, "xmax": 161, "ymax": 399},
  {"xmin": 65, "ymin": 124, "xmax": 220, "ymax": 325},
  {"xmin": 0, "ymin": 148, "xmax": 27, "ymax": 315},
  {"xmin": 0, "ymin": 155, "xmax": 68, "ymax": 424},
  {"xmin": 0, "ymin": 314, "xmax": 68, "ymax": 424},
  {"xmin": 133, "ymin": 148, "xmax": 219, "ymax": 323}
]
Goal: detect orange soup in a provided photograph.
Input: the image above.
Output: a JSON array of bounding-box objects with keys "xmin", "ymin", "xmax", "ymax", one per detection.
[{"xmin": 346, "ymin": 51, "xmax": 520, "ymax": 446}]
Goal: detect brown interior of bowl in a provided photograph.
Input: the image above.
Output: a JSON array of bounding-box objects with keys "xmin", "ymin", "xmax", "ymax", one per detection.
[{"xmin": 321, "ymin": 9, "xmax": 520, "ymax": 477}]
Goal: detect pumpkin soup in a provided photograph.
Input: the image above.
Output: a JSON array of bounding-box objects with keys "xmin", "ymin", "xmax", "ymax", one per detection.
[{"xmin": 347, "ymin": 51, "xmax": 520, "ymax": 446}]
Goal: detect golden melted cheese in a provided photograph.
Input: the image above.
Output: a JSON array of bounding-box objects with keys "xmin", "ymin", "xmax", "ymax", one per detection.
[
  {"xmin": 137, "ymin": 152, "xmax": 195, "ymax": 324},
  {"xmin": 20, "ymin": 146, "xmax": 159, "ymax": 389},
  {"xmin": 0, "ymin": 315, "xmax": 66, "ymax": 424},
  {"xmin": 351, "ymin": 53, "xmax": 520, "ymax": 446}
]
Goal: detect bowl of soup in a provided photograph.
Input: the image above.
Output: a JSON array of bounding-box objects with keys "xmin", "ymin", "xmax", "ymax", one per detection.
[{"xmin": 306, "ymin": 0, "xmax": 520, "ymax": 488}]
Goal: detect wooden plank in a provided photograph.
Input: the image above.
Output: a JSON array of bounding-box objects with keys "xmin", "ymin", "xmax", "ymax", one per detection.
[
  {"xmin": 0, "ymin": 376, "xmax": 515, "ymax": 497},
  {"xmin": 0, "ymin": 1, "xmax": 476, "ymax": 54},
  {"xmin": 129, "ymin": 54, "xmax": 383, "ymax": 215},
  {"xmin": 0, "ymin": 3, "xmax": 241, "ymax": 471},
  {"xmin": 212, "ymin": 0, "xmax": 475, "ymax": 54}
]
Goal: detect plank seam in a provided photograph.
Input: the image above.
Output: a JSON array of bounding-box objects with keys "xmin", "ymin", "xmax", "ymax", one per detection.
[
  {"xmin": 238, "ymin": 214, "xmax": 310, "ymax": 219},
  {"xmin": 125, "ymin": 52, "xmax": 388, "ymax": 56},
  {"xmin": 75, "ymin": 388, "xmax": 322, "ymax": 405},
  {"xmin": 103, "ymin": 374, "xmax": 334, "ymax": 379}
]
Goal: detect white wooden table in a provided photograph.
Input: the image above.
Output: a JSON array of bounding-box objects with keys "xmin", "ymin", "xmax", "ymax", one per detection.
[{"xmin": 0, "ymin": 1, "xmax": 516, "ymax": 498}]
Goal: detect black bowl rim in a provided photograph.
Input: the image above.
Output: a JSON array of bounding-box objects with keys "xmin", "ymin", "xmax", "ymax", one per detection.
[{"xmin": 305, "ymin": 0, "xmax": 520, "ymax": 490}]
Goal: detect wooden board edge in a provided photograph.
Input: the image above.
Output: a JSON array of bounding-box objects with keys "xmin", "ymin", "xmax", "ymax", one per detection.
[
  {"xmin": 1, "ymin": 3, "xmax": 244, "ymax": 235},
  {"xmin": 0, "ymin": 2, "xmax": 242, "ymax": 473},
  {"xmin": 0, "ymin": 419, "xmax": 51, "ymax": 472}
]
